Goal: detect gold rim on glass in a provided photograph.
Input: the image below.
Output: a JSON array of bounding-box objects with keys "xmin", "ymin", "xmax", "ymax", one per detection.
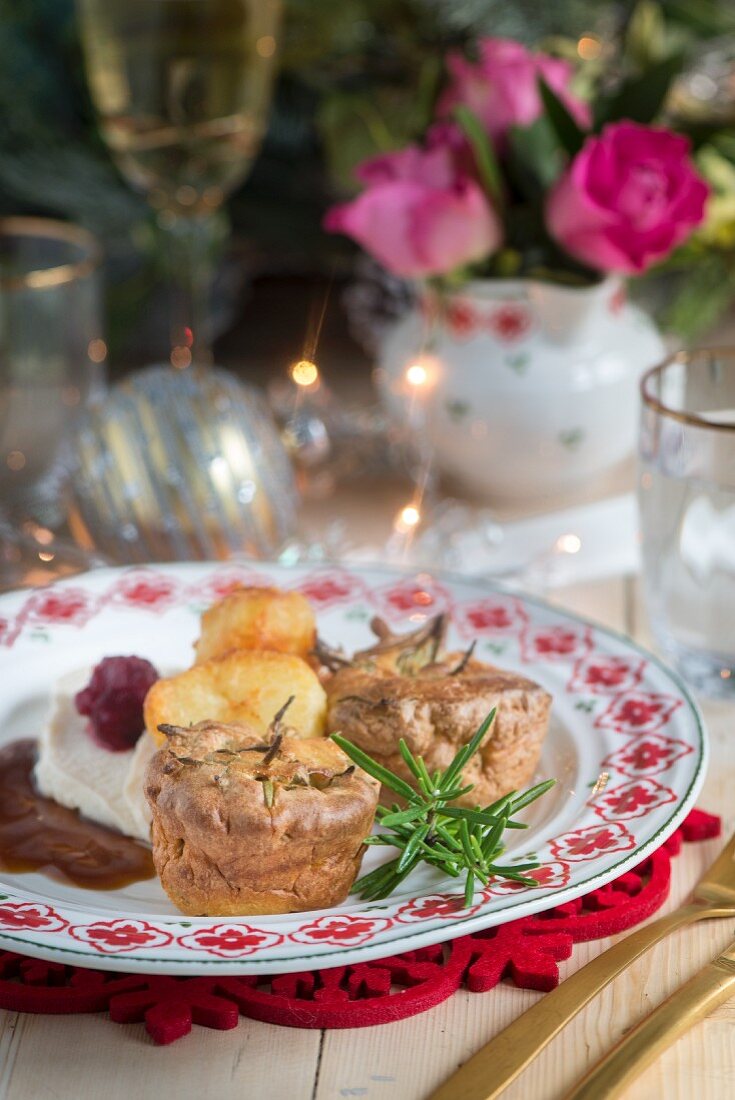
[
  {"xmin": 0, "ymin": 216, "xmax": 102, "ymax": 291},
  {"xmin": 640, "ymin": 347, "xmax": 735, "ymax": 434}
]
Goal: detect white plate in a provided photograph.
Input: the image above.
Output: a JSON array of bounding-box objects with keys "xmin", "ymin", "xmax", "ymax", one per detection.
[{"xmin": 0, "ymin": 563, "xmax": 707, "ymax": 974}]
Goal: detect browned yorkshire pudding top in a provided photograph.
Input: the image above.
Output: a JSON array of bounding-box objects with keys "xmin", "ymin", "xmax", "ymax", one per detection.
[
  {"xmin": 144, "ymin": 718, "xmax": 380, "ymax": 916},
  {"xmin": 326, "ymin": 651, "xmax": 552, "ymax": 808}
]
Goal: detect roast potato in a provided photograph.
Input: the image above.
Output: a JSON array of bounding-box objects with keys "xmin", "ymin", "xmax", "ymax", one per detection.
[
  {"xmin": 194, "ymin": 585, "xmax": 315, "ymax": 664},
  {"xmin": 144, "ymin": 650, "xmax": 327, "ymax": 746}
]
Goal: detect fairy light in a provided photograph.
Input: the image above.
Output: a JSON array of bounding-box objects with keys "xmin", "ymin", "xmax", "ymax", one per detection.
[
  {"xmin": 256, "ymin": 34, "xmax": 277, "ymax": 58},
  {"xmin": 556, "ymin": 533, "xmax": 582, "ymax": 555},
  {"xmin": 170, "ymin": 345, "xmax": 192, "ymax": 369},
  {"xmin": 87, "ymin": 339, "xmax": 107, "ymax": 363},
  {"xmin": 577, "ymin": 34, "xmax": 602, "ymax": 60},
  {"xmin": 404, "ymin": 354, "xmax": 441, "ymax": 393},
  {"xmin": 406, "ymin": 362, "xmax": 429, "ymax": 387},
  {"xmin": 26, "ymin": 524, "xmax": 54, "ymax": 546},
  {"xmin": 394, "ymin": 503, "xmax": 422, "ymax": 535},
  {"xmin": 291, "ymin": 359, "xmax": 319, "ymax": 387},
  {"xmin": 6, "ymin": 450, "xmax": 25, "ymax": 471}
]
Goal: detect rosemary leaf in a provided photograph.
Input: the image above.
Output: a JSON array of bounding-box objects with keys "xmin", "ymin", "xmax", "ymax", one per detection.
[
  {"xmin": 398, "ymin": 738, "xmax": 425, "ymax": 782},
  {"xmin": 510, "ymin": 779, "xmax": 557, "ymax": 812},
  {"xmin": 331, "ymin": 735, "xmax": 418, "ymax": 801},
  {"xmin": 336, "ymin": 707, "xmax": 554, "ymax": 908},
  {"xmin": 397, "ymin": 823, "xmax": 430, "ymax": 873},
  {"xmin": 440, "ymin": 707, "xmax": 497, "ymax": 788},
  {"xmin": 464, "ymin": 870, "xmax": 476, "ymax": 907},
  {"xmin": 379, "ymin": 804, "xmax": 432, "ymax": 828}
]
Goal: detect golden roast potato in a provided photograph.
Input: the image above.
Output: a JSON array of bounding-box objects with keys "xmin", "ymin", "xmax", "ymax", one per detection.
[
  {"xmin": 144, "ymin": 650, "xmax": 327, "ymax": 746},
  {"xmin": 194, "ymin": 585, "xmax": 315, "ymax": 664}
]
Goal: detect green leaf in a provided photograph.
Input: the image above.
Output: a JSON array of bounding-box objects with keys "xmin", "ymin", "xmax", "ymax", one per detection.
[
  {"xmin": 439, "ymin": 782, "xmax": 476, "ymax": 802},
  {"xmin": 537, "ymin": 77, "xmax": 586, "ymax": 158},
  {"xmin": 464, "ymin": 871, "xmax": 476, "ymax": 907},
  {"xmin": 398, "ymin": 738, "xmax": 425, "ymax": 781},
  {"xmin": 483, "ymin": 792, "xmax": 515, "ymax": 816},
  {"xmin": 595, "ymin": 53, "xmax": 684, "ymax": 127},
  {"xmin": 453, "ymin": 105, "xmax": 504, "ymax": 207},
  {"xmin": 397, "ymin": 824, "xmax": 430, "ymax": 873},
  {"xmin": 379, "ymin": 804, "xmax": 431, "ymax": 828},
  {"xmin": 433, "ymin": 823, "xmax": 464, "ymax": 853},
  {"xmin": 458, "ymin": 819, "xmax": 476, "ymax": 867},
  {"xmin": 510, "ymin": 779, "xmax": 556, "ymax": 813},
  {"xmin": 440, "ymin": 708, "xmax": 496, "ymax": 789},
  {"xmin": 626, "ymin": 1, "xmax": 668, "ymax": 69},
  {"xmin": 486, "ymin": 868, "xmax": 539, "ymax": 885},
  {"xmin": 507, "ymin": 118, "xmax": 565, "ymax": 194},
  {"xmin": 481, "ymin": 815, "xmax": 508, "ymax": 860},
  {"xmin": 331, "ymin": 735, "xmax": 418, "ymax": 802}
]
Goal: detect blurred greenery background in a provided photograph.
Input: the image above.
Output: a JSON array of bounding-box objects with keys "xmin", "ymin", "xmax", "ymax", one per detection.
[{"xmin": 3, "ymin": 0, "xmax": 735, "ymax": 358}]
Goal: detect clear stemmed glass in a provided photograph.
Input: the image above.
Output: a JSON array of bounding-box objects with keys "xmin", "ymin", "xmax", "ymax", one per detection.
[{"xmin": 76, "ymin": 0, "xmax": 281, "ymax": 366}]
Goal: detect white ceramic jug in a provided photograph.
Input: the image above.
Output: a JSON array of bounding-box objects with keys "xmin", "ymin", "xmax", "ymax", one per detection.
[{"xmin": 377, "ymin": 276, "xmax": 665, "ymax": 501}]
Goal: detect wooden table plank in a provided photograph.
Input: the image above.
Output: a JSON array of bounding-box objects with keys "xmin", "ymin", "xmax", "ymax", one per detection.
[{"xmin": 0, "ymin": 1013, "xmax": 321, "ymax": 1100}]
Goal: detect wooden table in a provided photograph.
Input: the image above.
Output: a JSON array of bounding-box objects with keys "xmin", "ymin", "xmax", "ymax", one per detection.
[{"xmin": 0, "ymin": 572, "xmax": 732, "ymax": 1100}]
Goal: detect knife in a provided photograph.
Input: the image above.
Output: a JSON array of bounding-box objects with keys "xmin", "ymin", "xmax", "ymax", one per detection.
[{"xmin": 561, "ymin": 930, "xmax": 735, "ymax": 1099}]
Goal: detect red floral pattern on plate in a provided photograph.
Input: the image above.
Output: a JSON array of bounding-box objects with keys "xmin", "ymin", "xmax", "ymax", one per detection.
[
  {"xmin": 69, "ymin": 920, "xmax": 174, "ymax": 954},
  {"xmin": 0, "ymin": 616, "xmax": 20, "ymax": 648},
  {"xmin": 603, "ymin": 735, "xmax": 694, "ymax": 779},
  {"xmin": 106, "ymin": 571, "xmax": 182, "ymax": 613},
  {"xmin": 520, "ymin": 624, "xmax": 593, "ymax": 664},
  {"xmin": 396, "ymin": 894, "xmax": 483, "ymax": 922},
  {"xmin": 488, "ymin": 862, "xmax": 571, "ymax": 895},
  {"xmin": 550, "ymin": 823, "xmax": 635, "ymax": 862},
  {"xmin": 0, "ymin": 903, "xmax": 68, "ymax": 933},
  {"xmin": 445, "ymin": 299, "xmax": 477, "ymax": 339},
  {"xmin": 178, "ymin": 925, "xmax": 284, "ymax": 959},
  {"xmin": 290, "ymin": 915, "xmax": 393, "ymax": 948},
  {"xmin": 455, "ymin": 596, "xmax": 528, "ymax": 640},
  {"xmin": 371, "ymin": 576, "xmax": 452, "ymax": 622},
  {"xmin": 568, "ymin": 655, "xmax": 646, "ymax": 695},
  {"xmin": 188, "ymin": 567, "xmax": 271, "ymax": 602},
  {"xmin": 20, "ymin": 588, "xmax": 98, "ymax": 629},
  {"xmin": 296, "ymin": 570, "xmax": 367, "ymax": 608},
  {"xmin": 590, "ymin": 778, "xmax": 677, "ymax": 823},
  {"xmin": 595, "ymin": 692, "xmax": 682, "ymax": 736},
  {"xmin": 487, "ymin": 303, "xmax": 533, "ymax": 342}
]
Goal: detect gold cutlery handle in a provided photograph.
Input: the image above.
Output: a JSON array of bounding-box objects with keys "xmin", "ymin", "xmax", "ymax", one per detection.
[
  {"xmin": 562, "ymin": 959, "xmax": 735, "ymax": 1100},
  {"xmin": 428, "ymin": 903, "xmax": 707, "ymax": 1100}
]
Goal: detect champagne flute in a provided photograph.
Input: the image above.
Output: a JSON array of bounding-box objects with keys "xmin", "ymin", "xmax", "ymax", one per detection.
[{"xmin": 76, "ymin": 0, "xmax": 281, "ymax": 366}]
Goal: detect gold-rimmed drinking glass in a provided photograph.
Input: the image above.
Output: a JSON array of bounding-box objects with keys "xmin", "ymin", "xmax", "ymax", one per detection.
[
  {"xmin": 0, "ymin": 217, "xmax": 105, "ymax": 590},
  {"xmin": 76, "ymin": 0, "xmax": 281, "ymax": 366},
  {"xmin": 638, "ymin": 347, "xmax": 735, "ymax": 697}
]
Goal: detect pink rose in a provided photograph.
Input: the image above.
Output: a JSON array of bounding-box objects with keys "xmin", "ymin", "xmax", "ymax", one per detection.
[
  {"xmin": 437, "ymin": 37, "xmax": 590, "ymax": 145},
  {"xmin": 546, "ymin": 122, "xmax": 709, "ymax": 274},
  {"xmin": 324, "ymin": 142, "xmax": 502, "ymax": 278}
]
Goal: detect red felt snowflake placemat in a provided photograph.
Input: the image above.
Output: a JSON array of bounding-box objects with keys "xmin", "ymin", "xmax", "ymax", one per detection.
[{"xmin": 0, "ymin": 809, "xmax": 720, "ymax": 1044}]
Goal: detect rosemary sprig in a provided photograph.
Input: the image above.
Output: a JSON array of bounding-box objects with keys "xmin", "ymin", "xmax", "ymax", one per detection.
[{"xmin": 332, "ymin": 708, "xmax": 555, "ymax": 906}]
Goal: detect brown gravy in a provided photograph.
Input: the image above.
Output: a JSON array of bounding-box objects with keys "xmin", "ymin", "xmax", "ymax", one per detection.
[{"xmin": 0, "ymin": 739, "xmax": 154, "ymax": 889}]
